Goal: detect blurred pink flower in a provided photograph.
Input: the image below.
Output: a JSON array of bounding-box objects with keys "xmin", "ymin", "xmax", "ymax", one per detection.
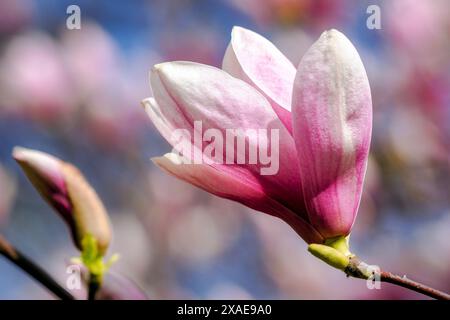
[
  {"xmin": 386, "ymin": 0, "xmax": 448, "ymax": 60},
  {"xmin": 228, "ymin": 0, "xmax": 347, "ymax": 28},
  {"xmin": 61, "ymin": 23, "xmax": 119, "ymax": 99},
  {"xmin": 143, "ymin": 27, "xmax": 372, "ymax": 244},
  {"xmin": 61, "ymin": 23, "xmax": 153, "ymax": 150},
  {"xmin": 0, "ymin": 32, "xmax": 74, "ymax": 122},
  {"xmin": 0, "ymin": 0, "xmax": 32, "ymax": 34},
  {"xmin": 160, "ymin": 29, "xmax": 221, "ymax": 66}
]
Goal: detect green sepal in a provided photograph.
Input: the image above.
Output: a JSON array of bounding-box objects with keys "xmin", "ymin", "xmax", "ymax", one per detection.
[
  {"xmin": 76, "ymin": 234, "xmax": 119, "ymax": 285},
  {"xmin": 308, "ymin": 243, "xmax": 350, "ymax": 271},
  {"xmin": 308, "ymin": 235, "xmax": 354, "ymax": 271},
  {"xmin": 324, "ymin": 235, "xmax": 352, "ymax": 257}
]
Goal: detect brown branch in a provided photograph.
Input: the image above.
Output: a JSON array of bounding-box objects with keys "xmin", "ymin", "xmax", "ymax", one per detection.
[
  {"xmin": 380, "ymin": 271, "xmax": 450, "ymax": 300},
  {"xmin": 0, "ymin": 234, "xmax": 75, "ymax": 300},
  {"xmin": 88, "ymin": 276, "xmax": 100, "ymax": 300},
  {"xmin": 345, "ymin": 255, "xmax": 450, "ymax": 300}
]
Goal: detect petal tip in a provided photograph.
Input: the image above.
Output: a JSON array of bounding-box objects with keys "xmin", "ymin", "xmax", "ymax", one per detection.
[
  {"xmin": 12, "ymin": 146, "xmax": 28, "ymax": 161},
  {"xmin": 322, "ymin": 28, "xmax": 344, "ymax": 38},
  {"xmin": 152, "ymin": 63, "xmax": 163, "ymax": 72},
  {"xmin": 151, "ymin": 63, "xmax": 169, "ymax": 78},
  {"xmin": 141, "ymin": 97, "xmax": 158, "ymax": 116},
  {"xmin": 140, "ymin": 97, "xmax": 152, "ymax": 110},
  {"xmin": 151, "ymin": 61, "xmax": 186, "ymax": 81},
  {"xmin": 152, "ymin": 153, "xmax": 183, "ymax": 166},
  {"xmin": 231, "ymin": 25, "xmax": 245, "ymax": 36},
  {"xmin": 319, "ymin": 29, "xmax": 352, "ymax": 47},
  {"xmin": 231, "ymin": 25, "xmax": 256, "ymax": 44},
  {"xmin": 12, "ymin": 146, "xmax": 56, "ymax": 167}
]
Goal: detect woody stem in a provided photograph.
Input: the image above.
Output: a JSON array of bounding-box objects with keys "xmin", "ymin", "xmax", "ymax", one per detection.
[
  {"xmin": 88, "ymin": 274, "xmax": 100, "ymax": 300},
  {"xmin": 346, "ymin": 255, "xmax": 450, "ymax": 300},
  {"xmin": 380, "ymin": 271, "xmax": 450, "ymax": 300},
  {"xmin": 0, "ymin": 234, "xmax": 75, "ymax": 300}
]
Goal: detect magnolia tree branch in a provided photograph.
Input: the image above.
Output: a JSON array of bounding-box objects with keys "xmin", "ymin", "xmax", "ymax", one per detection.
[
  {"xmin": 346, "ymin": 255, "xmax": 450, "ymax": 300},
  {"xmin": 380, "ymin": 271, "xmax": 450, "ymax": 300},
  {"xmin": 88, "ymin": 276, "xmax": 100, "ymax": 300},
  {"xmin": 0, "ymin": 235, "xmax": 75, "ymax": 300}
]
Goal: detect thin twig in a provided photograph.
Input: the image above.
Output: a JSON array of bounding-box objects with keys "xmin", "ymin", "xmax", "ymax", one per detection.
[
  {"xmin": 88, "ymin": 276, "xmax": 100, "ymax": 300},
  {"xmin": 0, "ymin": 234, "xmax": 75, "ymax": 300},
  {"xmin": 380, "ymin": 271, "xmax": 450, "ymax": 300},
  {"xmin": 345, "ymin": 255, "xmax": 450, "ymax": 300}
]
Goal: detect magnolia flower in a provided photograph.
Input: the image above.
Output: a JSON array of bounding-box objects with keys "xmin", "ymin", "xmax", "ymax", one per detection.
[
  {"xmin": 13, "ymin": 147, "xmax": 111, "ymax": 254},
  {"xmin": 143, "ymin": 27, "xmax": 372, "ymax": 245}
]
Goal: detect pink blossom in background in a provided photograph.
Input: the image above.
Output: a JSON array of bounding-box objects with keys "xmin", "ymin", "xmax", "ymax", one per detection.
[
  {"xmin": 386, "ymin": 0, "xmax": 448, "ymax": 60},
  {"xmin": 61, "ymin": 23, "xmax": 156, "ymax": 150},
  {"xmin": 61, "ymin": 23, "xmax": 120, "ymax": 100},
  {"xmin": 228, "ymin": 0, "xmax": 348, "ymax": 28},
  {"xmin": 160, "ymin": 29, "xmax": 222, "ymax": 66},
  {"xmin": 0, "ymin": 0, "xmax": 32, "ymax": 34},
  {"xmin": 0, "ymin": 32, "xmax": 74, "ymax": 123}
]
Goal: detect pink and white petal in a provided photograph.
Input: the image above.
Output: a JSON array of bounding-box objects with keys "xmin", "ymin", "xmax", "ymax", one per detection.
[
  {"xmin": 222, "ymin": 26, "xmax": 295, "ymax": 133},
  {"xmin": 13, "ymin": 147, "xmax": 66, "ymax": 192},
  {"xmin": 12, "ymin": 147, "xmax": 72, "ymax": 221},
  {"xmin": 153, "ymin": 153, "xmax": 323, "ymax": 244},
  {"xmin": 292, "ymin": 30, "xmax": 372, "ymax": 238},
  {"xmin": 142, "ymin": 97, "xmax": 175, "ymax": 146},
  {"xmin": 150, "ymin": 61, "xmax": 306, "ymax": 218},
  {"xmin": 151, "ymin": 61, "xmax": 277, "ymax": 133}
]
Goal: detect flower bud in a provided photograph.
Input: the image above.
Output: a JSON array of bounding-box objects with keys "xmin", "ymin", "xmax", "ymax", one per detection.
[{"xmin": 13, "ymin": 147, "xmax": 111, "ymax": 255}]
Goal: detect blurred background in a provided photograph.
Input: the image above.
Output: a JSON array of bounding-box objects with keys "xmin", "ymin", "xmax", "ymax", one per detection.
[{"xmin": 0, "ymin": 0, "xmax": 449, "ymax": 299}]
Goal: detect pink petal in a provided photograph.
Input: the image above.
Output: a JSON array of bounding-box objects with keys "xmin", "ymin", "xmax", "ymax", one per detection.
[
  {"xmin": 144, "ymin": 61, "xmax": 320, "ymax": 242},
  {"xmin": 61, "ymin": 162, "xmax": 112, "ymax": 254},
  {"xmin": 12, "ymin": 146, "xmax": 72, "ymax": 223},
  {"xmin": 291, "ymin": 30, "xmax": 372, "ymax": 239},
  {"xmin": 153, "ymin": 153, "xmax": 323, "ymax": 244},
  {"xmin": 13, "ymin": 147, "xmax": 111, "ymax": 254},
  {"xmin": 222, "ymin": 26, "xmax": 295, "ymax": 133}
]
